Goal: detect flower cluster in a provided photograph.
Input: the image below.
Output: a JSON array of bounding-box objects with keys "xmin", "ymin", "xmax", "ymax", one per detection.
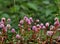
[{"xmin": 0, "ymin": 16, "xmax": 60, "ymax": 44}]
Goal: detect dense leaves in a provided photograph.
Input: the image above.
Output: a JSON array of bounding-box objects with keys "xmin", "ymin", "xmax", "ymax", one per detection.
[{"xmin": 0, "ymin": 0, "xmax": 60, "ymax": 28}]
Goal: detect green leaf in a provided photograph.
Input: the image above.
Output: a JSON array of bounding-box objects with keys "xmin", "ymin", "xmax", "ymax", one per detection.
[
  {"xmin": 2, "ymin": 13, "xmax": 9, "ymax": 18},
  {"xmin": 9, "ymin": 5, "xmax": 20, "ymax": 13},
  {"xmin": 27, "ymin": 3, "xmax": 38, "ymax": 11},
  {"xmin": 43, "ymin": 0, "xmax": 50, "ymax": 4},
  {"xmin": 45, "ymin": 9, "xmax": 52, "ymax": 16}
]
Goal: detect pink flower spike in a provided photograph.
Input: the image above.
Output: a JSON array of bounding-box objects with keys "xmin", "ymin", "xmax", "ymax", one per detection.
[
  {"xmin": 2, "ymin": 27, "xmax": 7, "ymax": 33},
  {"xmin": 32, "ymin": 26, "xmax": 37, "ymax": 30},
  {"xmin": 16, "ymin": 34, "xmax": 20, "ymax": 39},
  {"xmin": 1, "ymin": 17, "xmax": 6, "ymax": 22},
  {"xmin": 50, "ymin": 25, "xmax": 55, "ymax": 31},
  {"xmin": 11, "ymin": 28, "xmax": 16, "ymax": 33},
  {"xmin": 7, "ymin": 18, "xmax": 11, "ymax": 23},
  {"xmin": 45, "ymin": 22, "xmax": 49, "ymax": 27},
  {"xmin": 54, "ymin": 21, "xmax": 59, "ymax": 26},
  {"xmin": 0, "ymin": 24, "xmax": 4, "ymax": 28},
  {"xmin": 32, "ymin": 26, "xmax": 38, "ymax": 32},
  {"xmin": 42, "ymin": 26, "xmax": 46, "ymax": 29},
  {"xmin": 0, "ymin": 21, "xmax": 4, "ymax": 24},
  {"xmin": 54, "ymin": 17, "xmax": 59, "ymax": 21},
  {"xmin": 24, "ymin": 16, "xmax": 28, "ymax": 21},
  {"xmin": 6, "ymin": 24, "xmax": 11, "ymax": 29},
  {"xmin": 36, "ymin": 24, "xmax": 40, "ymax": 28},
  {"xmin": 20, "ymin": 20, "xmax": 24, "ymax": 25},
  {"xmin": 40, "ymin": 23, "xmax": 44, "ymax": 28},
  {"xmin": 29, "ymin": 17, "xmax": 33, "ymax": 22},
  {"xmin": 46, "ymin": 31, "xmax": 53, "ymax": 36},
  {"xmin": 27, "ymin": 19, "xmax": 31, "ymax": 25},
  {"xmin": 36, "ymin": 19, "xmax": 39, "ymax": 22}
]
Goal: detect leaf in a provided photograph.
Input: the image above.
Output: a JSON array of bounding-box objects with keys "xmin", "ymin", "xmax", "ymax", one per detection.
[
  {"xmin": 2, "ymin": 13, "xmax": 9, "ymax": 18},
  {"xmin": 43, "ymin": 0, "xmax": 50, "ymax": 4},
  {"xmin": 45, "ymin": 9, "xmax": 52, "ymax": 16},
  {"xmin": 27, "ymin": 3, "xmax": 38, "ymax": 11},
  {"xmin": 21, "ymin": 5, "xmax": 29, "ymax": 10},
  {"xmin": 9, "ymin": 5, "xmax": 20, "ymax": 13}
]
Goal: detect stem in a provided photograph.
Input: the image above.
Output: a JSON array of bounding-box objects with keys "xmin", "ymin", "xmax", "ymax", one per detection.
[
  {"xmin": 50, "ymin": 36, "xmax": 52, "ymax": 44},
  {"xmin": 0, "ymin": 36, "xmax": 3, "ymax": 44}
]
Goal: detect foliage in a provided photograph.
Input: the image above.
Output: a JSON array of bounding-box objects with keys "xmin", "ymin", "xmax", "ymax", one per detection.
[{"xmin": 0, "ymin": 0, "xmax": 60, "ymax": 28}]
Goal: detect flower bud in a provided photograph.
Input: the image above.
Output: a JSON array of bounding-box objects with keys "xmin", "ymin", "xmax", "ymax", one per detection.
[
  {"xmin": 36, "ymin": 19, "xmax": 39, "ymax": 22},
  {"xmin": 7, "ymin": 18, "xmax": 11, "ymax": 23},
  {"xmin": 6, "ymin": 24, "xmax": 11, "ymax": 29}
]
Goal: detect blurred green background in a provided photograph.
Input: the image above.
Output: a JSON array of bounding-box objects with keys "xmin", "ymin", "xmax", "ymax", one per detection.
[{"xmin": 0, "ymin": 0, "xmax": 60, "ymax": 29}]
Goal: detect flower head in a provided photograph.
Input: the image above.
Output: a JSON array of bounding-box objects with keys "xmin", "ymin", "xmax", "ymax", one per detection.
[
  {"xmin": 50, "ymin": 25, "xmax": 55, "ymax": 30},
  {"xmin": 36, "ymin": 19, "xmax": 39, "ymax": 22},
  {"xmin": 54, "ymin": 17, "xmax": 59, "ymax": 21},
  {"xmin": 0, "ymin": 24, "xmax": 4, "ymax": 28},
  {"xmin": 32, "ymin": 26, "xmax": 37, "ymax": 30},
  {"xmin": 11, "ymin": 28, "xmax": 16, "ymax": 33},
  {"xmin": 27, "ymin": 19, "xmax": 31, "ymax": 25},
  {"xmin": 40, "ymin": 23, "xmax": 44, "ymax": 29},
  {"xmin": 24, "ymin": 16, "xmax": 28, "ymax": 21},
  {"xmin": 29, "ymin": 17, "xmax": 33, "ymax": 22},
  {"xmin": 54, "ymin": 21, "xmax": 59, "ymax": 27},
  {"xmin": 20, "ymin": 20, "xmax": 24, "ymax": 25},
  {"xmin": 6, "ymin": 24, "xmax": 11, "ymax": 29},
  {"xmin": 2, "ymin": 27, "xmax": 7, "ymax": 33},
  {"xmin": 16, "ymin": 34, "xmax": 20, "ymax": 39},
  {"xmin": 45, "ymin": 22, "xmax": 49, "ymax": 27},
  {"xmin": 7, "ymin": 18, "xmax": 11, "ymax": 23},
  {"xmin": 36, "ymin": 24, "xmax": 40, "ymax": 28},
  {"xmin": 0, "ymin": 21, "xmax": 4, "ymax": 24},
  {"xmin": 42, "ymin": 26, "xmax": 46, "ymax": 29},
  {"xmin": 1, "ymin": 17, "xmax": 6, "ymax": 22},
  {"xmin": 32, "ymin": 26, "xmax": 38, "ymax": 32},
  {"xmin": 36, "ymin": 24, "xmax": 40, "ymax": 30},
  {"xmin": 46, "ymin": 31, "xmax": 53, "ymax": 36}
]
